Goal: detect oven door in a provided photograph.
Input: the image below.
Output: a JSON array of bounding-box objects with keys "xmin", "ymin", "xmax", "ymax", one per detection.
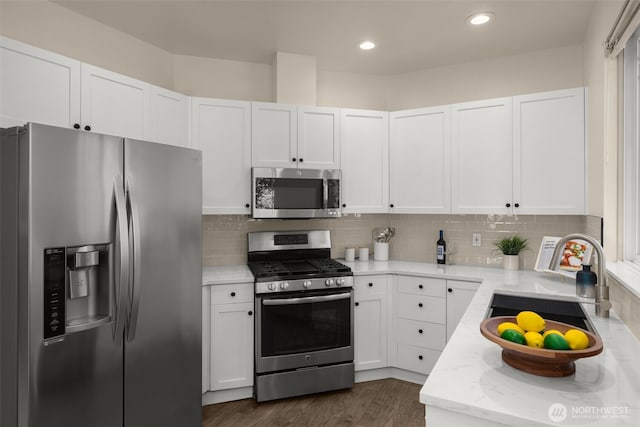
[{"xmin": 255, "ymin": 289, "xmax": 353, "ymax": 374}]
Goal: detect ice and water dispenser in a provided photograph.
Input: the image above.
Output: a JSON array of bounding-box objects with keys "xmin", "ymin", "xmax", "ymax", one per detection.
[{"xmin": 43, "ymin": 244, "xmax": 112, "ymax": 341}]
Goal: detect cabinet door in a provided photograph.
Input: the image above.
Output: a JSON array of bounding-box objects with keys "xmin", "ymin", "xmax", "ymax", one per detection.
[
  {"xmin": 210, "ymin": 302, "xmax": 254, "ymax": 391},
  {"xmin": 81, "ymin": 64, "xmax": 150, "ymax": 140},
  {"xmin": 297, "ymin": 106, "xmax": 340, "ymax": 169},
  {"xmin": 0, "ymin": 36, "xmax": 81, "ymax": 129},
  {"xmin": 451, "ymin": 98, "xmax": 512, "ymax": 214},
  {"xmin": 446, "ymin": 280, "xmax": 478, "ymax": 341},
  {"xmin": 341, "ymin": 109, "xmax": 389, "ymax": 213},
  {"xmin": 149, "ymin": 85, "xmax": 189, "ymax": 147},
  {"xmin": 390, "ymin": 105, "xmax": 451, "ymax": 213},
  {"xmin": 513, "ymin": 88, "xmax": 585, "ymax": 214},
  {"xmin": 354, "ymin": 276, "xmax": 388, "ymax": 371},
  {"xmin": 192, "ymin": 98, "xmax": 251, "ymax": 214},
  {"xmin": 355, "ymin": 296, "xmax": 387, "ymax": 371},
  {"xmin": 251, "ymin": 102, "xmax": 297, "ymax": 167}
]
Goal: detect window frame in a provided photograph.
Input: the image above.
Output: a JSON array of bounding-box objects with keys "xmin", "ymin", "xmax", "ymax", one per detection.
[{"xmin": 623, "ymin": 28, "xmax": 640, "ymax": 265}]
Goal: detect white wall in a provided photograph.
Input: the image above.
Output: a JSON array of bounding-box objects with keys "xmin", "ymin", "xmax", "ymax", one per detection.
[
  {"xmin": 387, "ymin": 45, "xmax": 584, "ymax": 110},
  {"xmin": 317, "ymin": 70, "xmax": 389, "ymax": 110},
  {"xmin": 0, "ymin": 1, "xmax": 175, "ymax": 89},
  {"xmin": 173, "ymin": 54, "xmax": 272, "ymax": 101}
]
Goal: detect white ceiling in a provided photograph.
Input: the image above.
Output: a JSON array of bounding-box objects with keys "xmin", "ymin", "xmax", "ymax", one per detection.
[{"xmin": 54, "ymin": 0, "xmax": 598, "ymax": 75}]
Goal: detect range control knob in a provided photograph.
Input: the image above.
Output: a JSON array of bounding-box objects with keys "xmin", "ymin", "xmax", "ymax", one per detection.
[
  {"xmin": 336, "ymin": 278, "xmax": 345, "ymax": 286},
  {"xmin": 303, "ymin": 280, "xmax": 312, "ymax": 289},
  {"xmin": 267, "ymin": 283, "xmax": 277, "ymax": 291},
  {"xmin": 280, "ymin": 282, "xmax": 289, "ymax": 290},
  {"xmin": 325, "ymin": 279, "xmax": 334, "ymax": 287}
]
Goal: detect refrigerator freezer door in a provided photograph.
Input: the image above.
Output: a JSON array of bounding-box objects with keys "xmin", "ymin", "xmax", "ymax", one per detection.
[
  {"xmin": 11, "ymin": 123, "xmax": 125, "ymax": 427},
  {"xmin": 123, "ymin": 139, "xmax": 202, "ymax": 427}
]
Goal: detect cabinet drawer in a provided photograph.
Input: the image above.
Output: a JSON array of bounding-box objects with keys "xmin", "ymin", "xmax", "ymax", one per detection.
[
  {"xmin": 396, "ymin": 318, "xmax": 446, "ymax": 351},
  {"xmin": 396, "ymin": 343, "xmax": 441, "ymax": 375},
  {"xmin": 397, "ymin": 276, "xmax": 445, "ymax": 297},
  {"xmin": 354, "ymin": 275, "xmax": 388, "ymax": 295},
  {"xmin": 211, "ymin": 283, "xmax": 254, "ymax": 304},
  {"xmin": 397, "ymin": 293, "xmax": 445, "ymax": 324}
]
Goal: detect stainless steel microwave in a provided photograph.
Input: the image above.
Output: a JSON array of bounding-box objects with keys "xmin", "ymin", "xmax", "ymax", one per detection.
[{"xmin": 251, "ymin": 167, "xmax": 341, "ymax": 219}]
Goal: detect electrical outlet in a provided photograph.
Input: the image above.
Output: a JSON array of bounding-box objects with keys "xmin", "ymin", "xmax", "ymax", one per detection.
[{"xmin": 472, "ymin": 233, "xmax": 481, "ymax": 247}]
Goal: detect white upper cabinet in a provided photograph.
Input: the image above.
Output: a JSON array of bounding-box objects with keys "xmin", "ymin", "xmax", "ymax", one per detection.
[
  {"xmin": 81, "ymin": 64, "xmax": 150, "ymax": 140},
  {"xmin": 297, "ymin": 106, "xmax": 340, "ymax": 169},
  {"xmin": 513, "ymin": 88, "xmax": 585, "ymax": 214},
  {"xmin": 149, "ymin": 86, "xmax": 190, "ymax": 147},
  {"xmin": 341, "ymin": 109, "xmax": 389, "ymax": 213},
  {"xmin": 251, "ymin": 102, "xmax": 340, "ymax": 169},
  {"xmin": 451, "ymin": 97, "xmax": 513, "ymax": 214},
  {"xmin": 251, "ymin": 102, "xmax": 298, "ymax": 167},
  {"xmin": 191, "ymin": 97, "xmax": 252, "ymax": 215},
  {"xmin": 0, "ymin": 36, "xmax": 81, "ymax": 129},
  {"xmin": 390, "ymin": 105, "xmax": 451, "ymax": 213}
]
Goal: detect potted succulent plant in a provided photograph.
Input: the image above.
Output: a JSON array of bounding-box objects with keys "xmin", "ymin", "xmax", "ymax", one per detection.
[{"xmin": 494, "ymin": 235, "xmax": 528, "ymax": 270}]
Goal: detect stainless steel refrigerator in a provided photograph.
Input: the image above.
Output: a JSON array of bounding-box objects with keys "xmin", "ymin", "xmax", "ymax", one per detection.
[{"xmin": 0, "ymin": 123, "xmax": 202, "ymax": 427}]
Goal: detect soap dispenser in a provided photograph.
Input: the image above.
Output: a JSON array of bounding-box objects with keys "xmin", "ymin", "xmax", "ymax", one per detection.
[{"xmin": 576, "ymin": 264, "xmax": 597, "ymax": 298}]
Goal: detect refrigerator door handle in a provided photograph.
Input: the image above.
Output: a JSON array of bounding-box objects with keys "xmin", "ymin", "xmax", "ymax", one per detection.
[
  {"xmin": 126, "ymin": 178, "xmax": 142, "ymax": 342},
  {"xmin": 113, "ymin": 175, "xmax": 130, "ymax": 345}
]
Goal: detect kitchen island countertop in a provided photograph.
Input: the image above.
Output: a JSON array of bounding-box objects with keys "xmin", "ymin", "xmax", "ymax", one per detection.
[{"xmin": 340, "ymin": 260, "xmax": 640, "ymax": 426}]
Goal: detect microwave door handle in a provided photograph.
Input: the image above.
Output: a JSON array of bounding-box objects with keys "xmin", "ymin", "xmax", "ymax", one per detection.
[{"xmin": 262, "ymin": 292, "xmax": 351, "ymax": 306}]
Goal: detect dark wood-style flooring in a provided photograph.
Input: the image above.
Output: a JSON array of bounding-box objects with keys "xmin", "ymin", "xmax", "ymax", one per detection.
[{"xmin": 202, "ymin": 379, "xmax": 424, "ymax": 427}]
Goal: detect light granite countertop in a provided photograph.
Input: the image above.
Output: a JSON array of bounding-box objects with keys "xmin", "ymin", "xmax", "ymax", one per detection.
[{"xmin": 202, "ymin": 260, "xmax": 640, "ymax": 426}]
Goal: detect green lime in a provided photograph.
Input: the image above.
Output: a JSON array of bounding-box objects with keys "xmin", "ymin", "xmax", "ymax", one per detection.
[
  {"xmin": 544, "ymin": 333, "xmax": 571, "ymax": 350},
  {"xmin": 500, "ymin": 329, "xmax": 527, "ymax": 345}
]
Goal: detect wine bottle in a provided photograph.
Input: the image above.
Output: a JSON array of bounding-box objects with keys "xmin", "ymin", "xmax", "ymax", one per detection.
[{"xmin": 436, "ymin": 230, "xmax": 446, "ymax": 264}]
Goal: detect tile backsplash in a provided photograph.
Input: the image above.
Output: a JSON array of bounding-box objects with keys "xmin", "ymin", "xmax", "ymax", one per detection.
[{"xmin": 203, "ymin": 213, "xmax": 595, "ymax": 269}]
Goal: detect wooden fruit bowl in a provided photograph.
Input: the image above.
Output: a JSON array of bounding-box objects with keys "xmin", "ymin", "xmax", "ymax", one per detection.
[{"xmin": 480, "ymin": 316, "xmax": 603, "ymax": 377}]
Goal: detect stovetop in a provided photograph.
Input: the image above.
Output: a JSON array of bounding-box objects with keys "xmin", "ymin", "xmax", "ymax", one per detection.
[
  {"xmin": 247, "ymin": 230, "xmax": 353, "ymax": 293},
  {"xmin": 248, "ymin": 258, "xmax": 352, "ymax": 282}
]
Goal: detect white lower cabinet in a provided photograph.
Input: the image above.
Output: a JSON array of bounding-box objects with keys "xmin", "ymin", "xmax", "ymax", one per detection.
[
  {"xmin": 446, "ymin": 280, "xmax": 479, "ymax": 341},
  {"xmin": 393, "ymin": 276, "xmax": 446, "ymax": 375},
  {"xmin": 354, "ymin": 275, "xmax": 389, "ymax": 371},
  {"xmin": 208, "ymin": 283, "xmax": 254, "ymax": 391}
]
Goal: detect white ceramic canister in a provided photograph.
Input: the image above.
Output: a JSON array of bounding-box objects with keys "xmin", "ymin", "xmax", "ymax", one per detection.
[
  {"xmin": 358, "ymin": 247, "xmax": 369, "ymax": 261},
  {"xmin": 374, "ymin": 242, "xmax": 389, "ymax": 261},
  {"xmin": 345, "ymin": 247, "xmax": 355, "ymax": 262}
]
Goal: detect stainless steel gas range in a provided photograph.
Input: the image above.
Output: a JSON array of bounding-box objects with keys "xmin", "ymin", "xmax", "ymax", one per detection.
[{"xmin": 248, "ymin": 230, "xmax": 354, "ymax": 402}]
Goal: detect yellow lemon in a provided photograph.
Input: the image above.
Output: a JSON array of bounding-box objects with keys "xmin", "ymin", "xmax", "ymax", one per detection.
[
  {"xmin": 564, "ymin": 329, "xmax": 590, "ymax": 350},
  {"xmin": 542, "ymin": 329, "xmax": 564, "ymax": 338},
  {"xmin": 524, "ymin": 331, "xmax": 544, "ymax": 348},
  {"xmin": 516, "ymin": 311, "xmax": 546, "ymax": 332},
  {"xmin": 497, "ymin": 322, "xmax": 525, "ymax": 335}
]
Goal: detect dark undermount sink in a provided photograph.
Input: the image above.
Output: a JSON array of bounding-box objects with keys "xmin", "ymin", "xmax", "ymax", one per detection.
[{"xmin": 487, "ymin": 293, "xmax": 597, "ymax": 334}]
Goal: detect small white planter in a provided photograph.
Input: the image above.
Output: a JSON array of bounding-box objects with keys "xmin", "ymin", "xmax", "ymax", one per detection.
[{"xmin": 502, "ymin": 255, "xmax": 520, "ymax": 270}]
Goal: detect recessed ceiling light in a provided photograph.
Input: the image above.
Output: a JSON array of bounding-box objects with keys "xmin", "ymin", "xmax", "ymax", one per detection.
[
  {"xmin": 466, "ymin": 12, "xmax": 495, "ymax": 26},
  {"xmin": 359, "ymin": 41, "xmax": 376, "ymax": 50}
]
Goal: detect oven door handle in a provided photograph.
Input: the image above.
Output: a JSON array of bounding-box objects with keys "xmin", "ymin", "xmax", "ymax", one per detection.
[{"xmin": 262, "ymin": 292, "xmax": 351, "ymax": 306}]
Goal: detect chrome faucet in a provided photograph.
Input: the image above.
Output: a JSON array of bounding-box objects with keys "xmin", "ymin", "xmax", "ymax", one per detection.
[{"xmin": 549, "ymin": 233, "xmax": 612, "ymax": 318}]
